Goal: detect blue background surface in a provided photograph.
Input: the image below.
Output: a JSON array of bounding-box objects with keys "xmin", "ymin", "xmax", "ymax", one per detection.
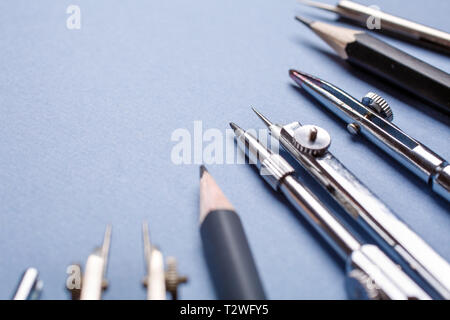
[{"xmin": 0, "ymin": 0, "xmax": 448, "ymax": 299}]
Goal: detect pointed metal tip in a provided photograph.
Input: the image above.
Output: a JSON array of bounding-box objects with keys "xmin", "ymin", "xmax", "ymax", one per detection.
[
  {"xmin": 297, "ymin": 0, "xmax": 339, "ymax": 13},
  {"xmin": 295, "ymin": 16, "xmax": 314, "ymax": 28},
  {"xmin": 289, "ymin": 69, "xmax": 313, "ymax": 85},
  {"xmin": 289, "ymin": 69, "xmax": 302, "ymax": 82},
  {"xmin": 142, "ymin": 221, "xmax": 149, "ymax": 234},
  {"xmin": 229, "ymin": 122, "xmax": 239, "ymax": 131},
  {"xmin": 229, "ymin": 122, "xmax": 245, "ymax": 137},
  {"xmin": 200, "ymin": 165, "xmax": 208, "ymax": 178},
  {"xmin": 142, "ymin": 221, "xmax": 149, "ymax": 246},
  {"xmin": 252, "ymin": 107, "xmax": 273, "ymax": 128},
  {"xmin": 99, "ymin": 224, "xmax": 112, "ymax": 278},
  {"xmin": 104, "ymin": 224, "xmax": 112, "ymax": 241},
  {"xmin": 102, "ymin": 224, "xmax": 112, "ymax": 254},
  {"xmin": 142, "ymin": 221, "xmax": 152, "ymax": 267}
]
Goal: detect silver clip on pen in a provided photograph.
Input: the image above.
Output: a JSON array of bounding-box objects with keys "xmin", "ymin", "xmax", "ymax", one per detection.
[
  {"xmin": 252, "ymin": 108, "xmax": 450, "ymax": 299},
  {"xmin": 12, "ymin": 268, "xmax": 43, "ymax": 300},
  {"xmin": 79, "ymin": 225, "xmax": 112, "ymax": 300},
  {"xmin": 289, "ymin": 69, "xmax": 450, "ymax": 201},
  {"xmin": 231, "ymin": 122, "xmax": 430, "ymax": 300},
  {"xmin": 142, "ymin": 222, "xmax": 167, "ymax": 300}
]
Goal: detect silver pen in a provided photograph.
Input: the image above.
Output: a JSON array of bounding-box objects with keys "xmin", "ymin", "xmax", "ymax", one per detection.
[
  {"xmin": 79, "ymin": 225, "xmax": 112, "ymax": 300},
  {"xmin": 290, "ymin": 69, "xmax": 450, "ymax": 201},
  {"xmin": 12, "ymin": 268, "xmax": 43, "ymax": 300},
  {"xmin": 231, "ymin": 122, "xmax": 430, "ymax": 300},
  {"xmin": 298, "ymin": 0, "xmax": 450, "ymax": 53},
  {"xmin": 252, "ymin": 108, "xmax": 450, "ymax": 299}
]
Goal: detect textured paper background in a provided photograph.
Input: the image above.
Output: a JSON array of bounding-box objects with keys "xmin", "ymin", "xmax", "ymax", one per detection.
[{"xmin": 0, "ymin": 0, "xmax": 448, "ymax": 299}]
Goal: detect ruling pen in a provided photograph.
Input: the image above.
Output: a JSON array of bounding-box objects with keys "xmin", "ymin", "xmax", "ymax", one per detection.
[
  {"xmin": 252, "ymin": 107, "xmax": 450, "ymax": 299},
  {"xmin": 231, "ymin": 122, "xmax": 430, "ymax": 300},
  {"xmin": 298, "ymin": 0, "xmax": 450, "ymax": 54},
  {"xmin": 290, "ymin": 69, "xmax": 450, "ymax": 201},
  {"xmin": 199, "ymin": 165, "xmax": 266, "ymax": 300},
  {"xmin": 295, "ymin": 16, "xmax": 450, "ymax": 114}
]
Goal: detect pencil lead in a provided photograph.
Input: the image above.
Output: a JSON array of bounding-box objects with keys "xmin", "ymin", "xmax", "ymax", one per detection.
[
  {"xmin": 252, "ymin": 108, "xmax": 273, "ymax": 128},
  {"xmin": 295, "ymin": 16, "xmax": 314, "ymax": 28},
  {"xmin": 200, "ymin": 165, "xmax": 208, "ymax": 178}
]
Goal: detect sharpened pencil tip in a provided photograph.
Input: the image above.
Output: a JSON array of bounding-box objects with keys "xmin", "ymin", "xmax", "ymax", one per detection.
[
  {"xmin": 199, "ymin": 166, "xmax": 235, "ymax": 224},
  {"xmin": 200, "ymin": 165, "xmax": 208, "ymax": 178},
  {"xmin": 295, "ymin": 16, "xmax": 314, "ymax": 27}
]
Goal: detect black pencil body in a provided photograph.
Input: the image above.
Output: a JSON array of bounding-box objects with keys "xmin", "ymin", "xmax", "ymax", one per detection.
[
  {"xmin": 200, "ymin": 210, "xmax": 266, "ymax": 300},
  {"xmin": 345, "ymin": 33, "xmax": 450, "ymax": 114}
]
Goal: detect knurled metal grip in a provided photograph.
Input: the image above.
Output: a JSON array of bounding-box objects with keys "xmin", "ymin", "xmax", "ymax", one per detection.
[
  {"xmin": 362, "ymin": 92, "xmax": 394, "ymax": 121},
  {"xmin": 260, "ymin": 154, "xmax": 295, "ymax": 190},
  {"xmin": 292, "ymin": 125, "xmax": 331, "ymax": 156},
  {"xmin": 348, "ymin": 92, "xmax": 394, "ymax": 135}
]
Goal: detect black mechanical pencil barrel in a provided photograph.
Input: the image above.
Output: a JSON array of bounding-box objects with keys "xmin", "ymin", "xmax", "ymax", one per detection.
[
  {"xmin": 296, "ymin": 17, "xmax": 450, "ymax": 114},
  {"xmin": 199, "ymin": 165, "xmax": 266, "ymax": 300}
]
